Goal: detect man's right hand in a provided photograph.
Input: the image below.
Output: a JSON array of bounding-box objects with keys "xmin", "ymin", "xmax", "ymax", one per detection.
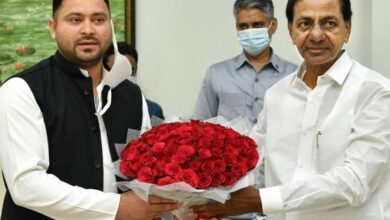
[{"xmin": 116, "ymin": 191, "xmax": 178, "ymax": 220}]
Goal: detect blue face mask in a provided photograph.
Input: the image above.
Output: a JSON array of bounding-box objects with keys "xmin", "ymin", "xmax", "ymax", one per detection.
[{"xmin": 237, "ymin": 25, "xmax": 271, "ymax": 56}]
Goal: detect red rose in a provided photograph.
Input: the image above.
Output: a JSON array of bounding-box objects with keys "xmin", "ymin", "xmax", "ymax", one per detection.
[
  {"xmin": 137, "ymin": 167, "xmax": 154, "ymax": 183},
  {"xmin": 131, "ymin": 161, "xmax": 142, "ymax": 171},
  {"xmin": 226, "ymin": 129, "xmax": 239, "ymax": 139},
  {"xmin": 175, "ymin": 169, "xmax": 199, "ymax": 188},
  {"xmin": 146, "ymin": 133, "xmax": 157, "ymax": 145},
  {"xmin": 223, "ymin": 153, "xmax": 236, "ymax": 165},
  {"xmin": 213, "ymin": 159, "xmax": 226, "ymax": 173},
  {"xmin": 203, "ymin": 126, "xmax": 215, "ymax": 136},
  {"xmin": 151, "ymin": 142, "xmax": 165, "ymax": 154},
  {"xmin": 198, "ymin": 148, "xmax": 212, "ymax": 160},
  {"xmin": 232, "ymin": 162, "xmax": 248, "ymax": 176},
  {"xmin": 178, "ymin": 125, "xmax": 192, "ymax": 132},
  {"xmin": 157, "ymin": 133, "xmax": 170, "ymax": 141},
  {"xmin": 179, "ymin": 136, "xmax": 193, "ymax": 145},
  {"xmin": 224, "ymin": 172, "xmax": 238, "ymax": 186},
  {"xmin": 199, "ymin": 137, "xmax": 212, "ymax": 148},
  {"xmin": 211, "ymin": 173, "xmax": 226, "ymax": 187},
  {"xmin": 225, "ymin": 144, "xmax": 240, "ymax": 156},
  {"xmin": 214, "ymin": 132, "xmax": 225, "ymax": 140},
  {"xmin": 246, "ymin": 148, "xmax": 259, "ymax": 169},
  {"xmin": 201, "ymin": 160, "xmax": 215, "ymax": 174},
  {"xmin": 139, "ymin": 152, "xmax": 157, "ymax": 167},
  {"xmin": 242, "ymin": 138, "xmax": 256, "ymax": 148},
  {"xmin": 178, "ymin": 145, "xmax": 195, "ymax": 157},
  {"xmin": 157, "ymin": 176, "xmax": 176, "ymax": 186},
  {"xmin": 153, "ymin": 160, "xmax": 167, "ymax": 177},
  {"xmin": 198, "ymin": 173, "xmax": 212, "ymax": 188},
  {"xmin": 164, "ymin": 140, "xmax": 178, "ymax": 155},
  {"xmin": 171, "ymin": 153, "xmax": 188, "ymax": 164},
  {"xmin": 210, "ymin": 146, "xmax": 223, "ymax": 157},
  {"xmin": 124, "ymin": 150, "xmax": 140, "ymax": 161},
  {"xmin": 164, "ymin": 162, "xmax": 182, "ymax": 177},
  {"xmin": 120, "ymin": 161, "xmax": 137, "ymax": 178},
  {"xmin": 189, "ymin": 160, "xmax": 202, "ymax": 171},
  {"xmin": 212, "ymin": 139, "xmax": 224, "ymax": 147}
]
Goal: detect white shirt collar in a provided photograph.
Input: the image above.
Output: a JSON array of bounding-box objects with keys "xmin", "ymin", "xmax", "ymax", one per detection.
[
  {"xmin": 79, "ymin": 67, "xmax": 110, "ymax": 82},
  {"xmin": 325, "ymin": 51, "xmax": 353, "ymax": 86},
  {"xmin": 294, "ymin": 51, "xmax": 353, "ymax": 87}
]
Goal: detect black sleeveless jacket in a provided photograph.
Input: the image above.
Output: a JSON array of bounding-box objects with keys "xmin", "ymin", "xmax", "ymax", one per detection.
[{"xmin": 1, "ymin": 51, "xmax": 143, "ymax": 219}]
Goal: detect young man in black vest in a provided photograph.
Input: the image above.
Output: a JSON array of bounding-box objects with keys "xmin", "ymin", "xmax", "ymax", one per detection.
[{"xmin": 0, "ymin": 0, "xmax": 177, "ymax": 219}]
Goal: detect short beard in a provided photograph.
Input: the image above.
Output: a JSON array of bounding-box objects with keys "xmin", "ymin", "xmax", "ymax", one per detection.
[
  {"xmin": 72, "ymin": 50, "xmax": 103, "ymax": 69},
  {"xmin": 57, "ymin": 47, "xmax": 104, "ymax": 70}
]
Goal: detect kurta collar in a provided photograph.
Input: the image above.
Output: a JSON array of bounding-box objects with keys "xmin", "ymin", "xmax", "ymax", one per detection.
[
  {"xmin": 323, "ymin": 51, "xmax": 353, "ymax": 86},
  {"xmin": 293, "ymin": 50, "xmax": 353, "ymax": 87}
]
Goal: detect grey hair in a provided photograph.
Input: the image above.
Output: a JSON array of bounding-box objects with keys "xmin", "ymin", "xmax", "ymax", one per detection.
[{"xmin": 233, "ymin": 0, "xmax": 274, "ymax": 22}]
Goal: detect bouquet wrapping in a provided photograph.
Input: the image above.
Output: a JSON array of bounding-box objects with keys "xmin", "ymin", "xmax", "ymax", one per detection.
[{"xmin": 112, "ymin": 116, "xmax": 261, "ymax": 220}]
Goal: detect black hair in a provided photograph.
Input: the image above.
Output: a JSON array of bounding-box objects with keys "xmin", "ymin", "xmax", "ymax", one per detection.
[
  {"xmin": 104, "ymin": 42, "xmax": 138, "ymax": 64},
  {"xmin": 286, "ymin": 0, "xmax": 352, "ymax": 23},
  {"xmin": 52, "ymin": 0, "xmax": 110, "ymax": 17}
]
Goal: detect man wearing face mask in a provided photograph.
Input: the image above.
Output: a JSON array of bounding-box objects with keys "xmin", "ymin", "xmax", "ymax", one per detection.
[{"xmin": 194, "ymin": 0, "xmax": 297, "ymax": 125}]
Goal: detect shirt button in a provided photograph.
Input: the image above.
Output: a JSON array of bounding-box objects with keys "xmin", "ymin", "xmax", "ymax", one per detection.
[
  {"xmin": 83, "ymin": 89, "xmax": 91, "ymax": 96},
  {"xmin": 254, "ymin": 97, "xmax": 259, "ymax": 102},
  {"xmin": 255, "ymin": 78, "xmax": 259, "ymax": 83},
  {"xmin": 94, "ymin": 161, "xmax": 102, "ymax": 169},
  {"xmin": 253, "ymin": 118, "xmax": 258, "ymax": 123},
  {"xmin": 91, "ymin": 126, "xmax": 98, "ymax": 132}
]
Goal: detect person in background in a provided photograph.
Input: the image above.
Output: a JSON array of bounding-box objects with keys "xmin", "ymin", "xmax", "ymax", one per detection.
[
  {"xmin": 0, "ymin": 0, "xmax": 177, "ymax": 219},
  {"xmin": 191, "ymin": 0, "xmax": 390, "ymax": 219},
  {"xmin": 105, "ymin": 42, "xmax": 165, "ymax": 120},
  {"xmin": 193, "ymin": 0, "xmax": 297, "ymax": 125}
]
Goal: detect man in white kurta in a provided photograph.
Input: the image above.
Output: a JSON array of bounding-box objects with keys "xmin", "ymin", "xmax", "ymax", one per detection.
[
  {"xmin": 252, "ymin": 51, "xmax": 390, "ymax": 219},
  {"xmin": 191, "ymin": 0, "xmax": 390, "ymax": 219}
]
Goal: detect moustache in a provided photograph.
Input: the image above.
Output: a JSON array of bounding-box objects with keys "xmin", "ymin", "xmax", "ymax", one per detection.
[{"xmin": 76, "ymin": 37, "xmax": 99, "ymax": 45}]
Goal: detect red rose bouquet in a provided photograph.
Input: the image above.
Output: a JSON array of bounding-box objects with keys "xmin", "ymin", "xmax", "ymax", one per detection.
[{"xmin": 115, "ymin": 117, "xmax": 260, "ymax": 220}]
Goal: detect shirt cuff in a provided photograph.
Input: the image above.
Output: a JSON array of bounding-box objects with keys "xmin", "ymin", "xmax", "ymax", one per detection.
[{"xmin": 259, "ymin": 186, "xmax": 283, "ymax": 214}]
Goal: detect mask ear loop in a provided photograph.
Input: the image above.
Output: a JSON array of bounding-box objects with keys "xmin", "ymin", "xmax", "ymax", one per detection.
[
  {"xmin": 111, "ymin": 19, "xmax": 119, "ymax": 55},
  {"xmin": 95, "ymin": 20, "xmax": 134, "ymax": 115},
  {"xmin": 95, "ymin": 19, "xmax": 120, "ymax": 116}
]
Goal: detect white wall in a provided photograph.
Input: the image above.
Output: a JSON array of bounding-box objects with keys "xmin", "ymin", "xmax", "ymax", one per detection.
[
  {"xmin": 343, "ymin": 0, "xmax": 372, "ymax": 68},
  {"xmin": 136, "ymin": 0, "xmax": 240, "ymax": 117},
  {"xmin": 372, "ymin": 0, "xmax": 390, "ymax": 74},
  {"xmin": 136, "ymin": 0, "xmax": 390, "ymax": 117}
]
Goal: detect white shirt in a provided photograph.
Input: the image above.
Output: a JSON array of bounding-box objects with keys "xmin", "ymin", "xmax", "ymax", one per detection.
[
  {"xmin": 0, "ymin": 69, "xmax": 150, "ymax": 219},
  {"xmin": 251, "ymin": 52, "xmax": 390, "ymax": 220}
]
